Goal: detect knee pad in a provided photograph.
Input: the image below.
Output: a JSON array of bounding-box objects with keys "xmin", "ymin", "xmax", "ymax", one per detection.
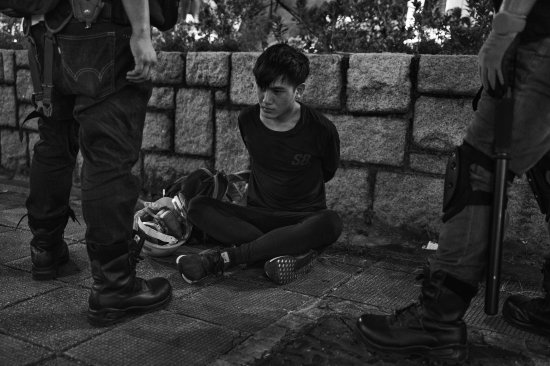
[
  {"xmin": 442, "ymin": 143, "xmax": 497, "ymax": 222},
  {"xmin": 526, "ymin": 152, "xmax": 550, "ymax": 221}
]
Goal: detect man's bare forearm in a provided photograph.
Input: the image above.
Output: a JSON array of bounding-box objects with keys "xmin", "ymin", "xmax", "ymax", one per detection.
[
  {"xmin": 121, "ymin": 0, "xmax": 151, "ymax": 36},
  {"xmin": 120, "ymin": 0, "xmax": 156, "ymax": 82}
]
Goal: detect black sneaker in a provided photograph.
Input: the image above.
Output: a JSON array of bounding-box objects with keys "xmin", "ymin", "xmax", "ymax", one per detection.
[
  {"xmin": 264, "ymin": 250, "xmax": 317, "ymax": 285},
  {"xmin": 176, "ymin": 249, "xmax": 229, "ymax": 284}
]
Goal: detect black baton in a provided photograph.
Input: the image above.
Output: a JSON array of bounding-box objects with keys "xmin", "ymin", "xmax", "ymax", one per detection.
[{"xmin": 485, "ymin": 88, "xmax": 514, "ymax": 315}]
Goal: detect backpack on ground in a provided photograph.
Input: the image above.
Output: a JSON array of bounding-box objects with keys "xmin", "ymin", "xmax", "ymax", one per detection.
[
  {"xmin": 134, "ymin": 168, "xmax": 250, "ymax": 256},
  {"xmin": 164, "ymin": 167, "xmax": 250, "ymax": 207}
]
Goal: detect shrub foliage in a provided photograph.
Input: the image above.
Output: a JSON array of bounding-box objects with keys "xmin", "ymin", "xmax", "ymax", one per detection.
[{"xmin": 0, "ymin": 0, "xmax": 493, "ymax": 54}]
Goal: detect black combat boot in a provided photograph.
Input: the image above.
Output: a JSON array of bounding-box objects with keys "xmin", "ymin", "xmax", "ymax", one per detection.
[
  {"xmin": 356, "ymin": 269, "xmax": 478, "ymax": 363},
  {"xmin": 87, "ymin": 236, "xmax": 172, "ymax": 326},
  {"xmin": 29, "ymin": 215, "xmax": 70, "ymax": 280},
  {"xmin": 503, "ymin": 259, "xmax": 550, "ymax": 336}
]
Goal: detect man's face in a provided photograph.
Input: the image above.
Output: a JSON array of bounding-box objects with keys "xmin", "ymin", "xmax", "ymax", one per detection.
[{"xmin": 256, "ymin": 77, "xmax": 302, "ymax": 121}]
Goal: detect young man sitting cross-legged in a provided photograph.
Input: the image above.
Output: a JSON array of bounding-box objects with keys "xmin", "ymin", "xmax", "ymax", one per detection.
[{"xmin": 176, "ymin": 43, "xmax": 342, "ymax": 285}]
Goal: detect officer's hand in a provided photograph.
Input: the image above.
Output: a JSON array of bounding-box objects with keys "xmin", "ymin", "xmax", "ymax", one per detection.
[
  {"xmin": 127, "ymin": 32, "xmax": 157, "ymax": 83},
  {"xmin": 478, "ymin": 30, "xmax": 516, "ymax": 94}
]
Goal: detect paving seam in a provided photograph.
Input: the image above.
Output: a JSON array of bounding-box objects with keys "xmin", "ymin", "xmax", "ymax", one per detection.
[
  {"xmin": 28, "ymin": 353, "xmax": 96, "ymax": 366},
  {"xmin": 161, "ymin": 307, "xmax": 256, "ymax": 336},
  {"xmin": 56, "ymin": 322, "xmax": 126, "ymax": 355},
  {"xmin": 467, "ymin": 325, "xmax": 550, "ymax": 361},
  {"xmin": 0, "ymin": 328, "xmax": 59, "ymax": 355},
  {"xmin": 208, "ymin": 298, "xmax": 327, "ymax": 366},
  {"xmin": 0, "ymin": 281, "xmax": 64, "ymax": 312},
  {"xmin": 176, "ymin": 259, "xmax": 364, "ymax": 364},
  {"xmin": 280, "ymin": 271, "xmax": 361, "ymax": 299},
  {"xmin": 0, "ymin": 223, "xmax": 30, "ymax": 231},
  {"xmin": 209, "ymin": 288, "xmax": 370, "ymax": 365},
  {"xmin": 3, "ymin": 256, "xmax": 36, "ymax": 270}
]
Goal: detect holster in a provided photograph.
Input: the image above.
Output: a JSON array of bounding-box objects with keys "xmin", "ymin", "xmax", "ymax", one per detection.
[{"xmin": 71, "ymin": 0, "xmax": 105, "ymax": 28}]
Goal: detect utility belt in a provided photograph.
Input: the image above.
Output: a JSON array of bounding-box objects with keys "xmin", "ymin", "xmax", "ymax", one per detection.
[
  {"xmin": 24, "ymin": 0, "xmax": 178, "ymax": 123},
  {"xmin": 25, "ymin": 0, "xmax": 118, "ymax": 120}
]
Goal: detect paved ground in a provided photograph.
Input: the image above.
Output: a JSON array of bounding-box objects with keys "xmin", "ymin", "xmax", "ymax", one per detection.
[{"xmin": 1, "ymin": 178, "xmax": 550, "ymax": 366}]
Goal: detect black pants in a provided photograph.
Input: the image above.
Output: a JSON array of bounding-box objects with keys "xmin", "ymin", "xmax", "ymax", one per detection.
[
  {"xmin": 25, "ymin": 21, "xmax": 151, "ymax": 249},
  {"xmin": 187, "ymin": 196, "xmax": 343, "ymax": 264}
]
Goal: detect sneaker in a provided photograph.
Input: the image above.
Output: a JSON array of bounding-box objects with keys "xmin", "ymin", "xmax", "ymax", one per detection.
[
  {"xmin": 264, "ymin": 250, "xmax": 317, "ymax": 285},
  {"xmin": 176, "ymin": 249, "xmax": 228, "ymax": 284}
]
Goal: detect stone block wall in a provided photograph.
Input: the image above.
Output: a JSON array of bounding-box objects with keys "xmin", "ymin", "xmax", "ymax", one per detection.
[{"xmin": 0, "ymin": 49, "xmax": 547, "ymax": 254}]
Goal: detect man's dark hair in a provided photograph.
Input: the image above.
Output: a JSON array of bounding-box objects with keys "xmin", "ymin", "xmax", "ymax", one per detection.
[{"xmin": 253, "ymin": 43, "xmax": 310, "ymax": 89}]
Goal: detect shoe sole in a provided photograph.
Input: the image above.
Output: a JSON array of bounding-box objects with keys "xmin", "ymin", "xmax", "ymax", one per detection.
[
  {"xmin": 264, "ymin": 251, "xmax": 316, "ymax": 285},
  {"xmin": 32, "ymin": 253, "xmax": 70, "ymax": 281},
  {"xmin": 354, "ymin": 323, "xmax": 468, "ymax": 364},
  {"xmin": 87, "ymin": 292, "xmax": 172, "ymax": 327},
  {"xmin": 502, "ymin": 306, "xmax": 550, "ymax": 338},
  {"xmin": 176, "ymin": 254, "xmax": 201, "ymax": 284}
]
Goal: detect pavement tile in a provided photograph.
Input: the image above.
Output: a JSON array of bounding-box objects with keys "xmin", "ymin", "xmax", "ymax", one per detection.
[
  {"xmin": 372, "ymin": 259, "xmax": 425, "ymax": 274},
  {"xmin": 255, "ymin": 314, "xmax": 544, "ymax": 366},
  {"xmin": 0, "ymin": 226, "xmax": 13, "ymax": 234},
  {"xmin": 281, "ymin": 258, "xmax": 361, "ymax": 297},
  {"xmin": 330, "ymin": 266, "xmax": 419, "ymax": 310},
  {"xmin": 0, "ymin": 208, "xmax": 84, "ymax": 241},
  {"xmin": 296, "ymin": 297, "xmax": 380, "ymax": 321},
  {"xmin": 254, "ymin": 315, "xmax": 373, "ymax": 366},
  {"xmin": 226, "ymin": 254, "xmax": 362, "ymax": 295},
  {"xmin": 0, "ymin": 265, "xmax": 61, "ymax": 310},
  {"xmin": 37, "ymin": 355, "xmax": 90, "ymax": 365},
  {"xmin": 0, "ymin": 229, "xmax": 33, "ymax": 264},
  {"xmin": 0, "ymin": 333, "xmax": 52, "ymax": 365},
  {"xmin": 0, "ymin": 189, "xmax": 27, "ymax": 208},
  {"xmin": 168, "ymin": 278, "xmax": 313, "ymax": 333},
  {"xmin": 211, "ymin": 313, "xmax": 319, "ymax": 366},
  {"xmin": 224, "ymin": 264, "xmax": 278, "ymax": 285},
  {"xmin": 331, "ymin": 266, "xmax": 550, "ymax": 351},
  {"xmin": 136, "ymin": 253, "xmax": 179, "ymax": 278},
  {"xmin": 66, "ymin": 311, "xmax": 244, "ymax": 366},
  {"xmin": 318, "ymin": 251, "xmax": 374, "ymax": 268},
  {"xmin": 0, "ymin": 206, "xmax": 28, "ymax": 229},
  {"xmin": 7, "ymin": 242, "xmax": 91, "ymax": 284},
  {"xmin": 0, "ymin": 286, "xmax": 106, "ymax": 351},
  {"xmin": 465, "ymin": 281, "xmax": 547, "ymax": 343}
]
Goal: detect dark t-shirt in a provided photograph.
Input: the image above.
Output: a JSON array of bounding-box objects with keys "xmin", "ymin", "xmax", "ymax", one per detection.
[{"xmin": 238, "ymin": 103, "xmax": 340, "ymax": 212}]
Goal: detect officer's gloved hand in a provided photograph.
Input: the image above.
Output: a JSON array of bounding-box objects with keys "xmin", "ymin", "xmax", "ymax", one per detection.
[
  {"xmin": 478, "ymin": 31, "xmax": 516, "ymax": 94},
  {"xmin": 478, "ymin": 10, "xmax": 526, "ymax": 97}
]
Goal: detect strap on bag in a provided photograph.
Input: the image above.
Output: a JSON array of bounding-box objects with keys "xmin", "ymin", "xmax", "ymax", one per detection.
[{"xmin": 23, "ymin": 0, "xmax": 101, "ymax": 127}]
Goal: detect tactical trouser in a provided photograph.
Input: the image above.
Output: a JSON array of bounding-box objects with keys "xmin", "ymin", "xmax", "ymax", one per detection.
[
  {"xmin": 431, "ymin": 36, "xmax": 550, "ymax": 286},
  {"xmin": 26, "ymin": 20, "xmax": 151, "ymax": 257}
]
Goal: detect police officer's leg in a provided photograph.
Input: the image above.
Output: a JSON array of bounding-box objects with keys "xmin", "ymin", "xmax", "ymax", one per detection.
[
  {"xmin": 26, "ymin": 115, "xmax": 79, "ymax": 280},
  {"xmin": 430, "ymin": 142, "xmax": 502, "ymax": 286},
  {"xmin": 77, "ymin": 83, "xmax": 171, "ymax": 326},
  {"xmin": 357, "ymin": 35, "xmax": 550, "ymax": 358},
  {"xmin": 25, "ymin": 23, "xmax": 79, "ymax": 280}
]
